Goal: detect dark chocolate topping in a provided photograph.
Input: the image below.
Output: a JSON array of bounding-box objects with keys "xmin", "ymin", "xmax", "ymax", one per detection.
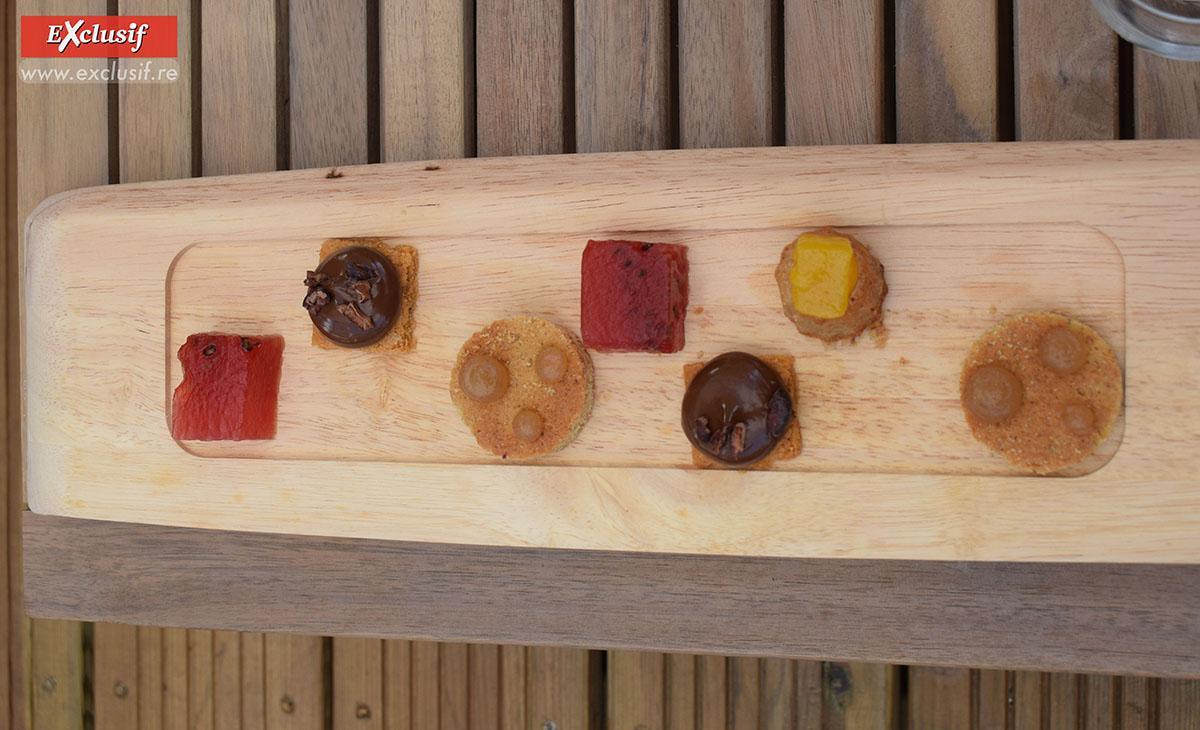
[
  {"xmin": 304, "ymin": 245, "xmax": 401, "ymax": 348},
  {"xmin": 681, "ymin": 352, "xmax": 793, "ymax": 467}
]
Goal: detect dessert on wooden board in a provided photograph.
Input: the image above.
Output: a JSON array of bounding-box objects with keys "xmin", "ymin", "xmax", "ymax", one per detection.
[
  {"xmin": 304, "ymin": 238, "xmax": 419, "ymax": 352},
  {"xmin": 171, "ymin": 333, "xmax": 285, "ymax": 441},
  {"xmin": 960, "ymin": 312, "xmax": 1123, "ymax": 474},
  {"xmin": 449, "ymin": 317, "xmax": 594, "ymax": 459},
  {"xmin": 681, "ymin": 352, "xmax": 802, "ymax": 469},
  {"xmin": 581, "ymin": 240, "xmax": 689, "ymax": 353},
  {"xmin": 775, "ymin": 227, "xmax": 887, "ymax": 343}
]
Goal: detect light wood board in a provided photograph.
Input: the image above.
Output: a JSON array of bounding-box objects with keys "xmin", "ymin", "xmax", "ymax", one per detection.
[{"xmin": 21, "ymin": 142, "xmax": 1200, "ymax": 563}]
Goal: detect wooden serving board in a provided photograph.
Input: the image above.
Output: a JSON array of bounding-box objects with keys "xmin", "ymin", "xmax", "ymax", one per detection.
[{"xmin": 23, "ymin": 142, "xmax": 1200, "ymax": 563}]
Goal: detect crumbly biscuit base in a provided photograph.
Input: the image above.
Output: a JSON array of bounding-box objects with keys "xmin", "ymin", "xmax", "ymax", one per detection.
[
  {"xmin": 311, "ymin": 237, "xmax": 419, "ymax": 353},
  {"xmin": 449, "ymin": 317, "xmax": 594, "ymax": 460},
  {"xmin": 961, "ymin": 312, "xmax": 1123, "ymax": 474},
  {"xmin": 683, "ymin": 354, "xmax": 803, "ymax": 470},
  {"xmin": 774, "ymin": 227, "xmax": 887, "ymax": 343}
]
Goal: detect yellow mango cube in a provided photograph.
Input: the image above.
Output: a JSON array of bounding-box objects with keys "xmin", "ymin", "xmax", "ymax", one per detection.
[{"xmin": 788, "ymin": 233, "xmax": 859, "ymax": 319}]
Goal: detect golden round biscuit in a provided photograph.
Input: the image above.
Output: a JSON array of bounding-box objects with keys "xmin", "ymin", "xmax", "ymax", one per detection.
[
  {"xmin": 449, "ymin": 317, "xmax": 593, "ymax": 460},
  {"xmin": 774, "ymin": 227, "xmax": 888, "ymax": 343},
  {"xmin": 960, "ymin": 312, "xmax": 1123, "ymax": 474}
]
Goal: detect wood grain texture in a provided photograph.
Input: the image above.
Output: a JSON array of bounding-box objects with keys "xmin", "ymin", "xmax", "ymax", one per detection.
[
  {"xmin": 119, "ymin": 0, "xmax": 192, "ymax": 182},
  {"xmin": 213, "ymin": 630, "xmax": 243, "ymax": 730},
  {"xmin": 833, "ymin": 663, "xmax": 896, "ymax": 730},
  {"xmin": 1012, "ymin": 670, "xmax": 1042, "ymax": 730},
  {"xmin": 200, "ymin": 0, "xmax": 276, "ymax": 175},
  {"xmin": 760, "ymin": 658, "xmax": 793, "ymax": 730},
  {"xmin": 785, "ymin": 0, "xmax": 885, "ymax": 145},
  {"xmin": 24, "ymin": 513, "xmax": 1200, "ymax": 676},
  {"xmin": 1047, "ymin": 672, "xmax": 1079, "ymax": 729},
  {"xmin": 289, "ymin": 0, "xmax": 368, "ymax": 169},
  {"xmin": 411, "ymin": 640, "xmax": 439, "ymax": 728},
  {"xmin": 680, "ymin": 0, "xmax": 775, "ymax": 148},
  {"xmin": 93, "ymin": 623, "xmax": 138, "ymax": 730},
  {"xmin": 30, "ymin": 619, "xmax": 83, "ymax": 730},
  {"xmin": 794, "ymin": 661, "xmax": 822, "ymax": 730},
  {"xmin": 1015, "ymin": 0, "xmax": 1117, "ymax": 140},
  {"xmin": 729, "ymin": 657, "xmax": 759, "ymax": 730},
  {"xmin": 609, "ymin": 651, "xmax": 663, "ymax": 730},
  {"xmin": 1122, "ymin": 676, "xmax": 1152, "ymax": 730},
  {"xmin": 695, "ymin": 656, "xmax": 725, "ymax": 730},
  {"xmin": 574, "ymin": 0, "xmax": 670, "ymax": 152},
  {"xmin": 15, "ymin": 6, "xmax": 107, "ymax": 728},
  {"xmin": 382, "ymin": 639, "xmax": 411, "ymax": 730},
  {"xmin": 241, "ymin": 632, "xmax": 267, "ymax": 730},
  {"xmin": 2, "ymin": 0, "xmax": 11, "ymax": 720},
  {"xmin": 163, "ymin": 628, "xmax": 188, "ymax": 730},
  {"xmin": 189, "ymin": 629, "xmax": 215, "ymax": 730},
  {"xmin": 976, "ymin": 669, "xmax": 1010, "ymax": 730},
  {"xmin": 1135, "ymin": 52, "xmax": 1200, "ymax": 140},
  {"xmin": 30, "ymin": 144, "xmax": 1200, "ymax": 563},
  {"xmin": 381, "ymin": 0, "xmax": 470, "ymax": 161},
  {"xmin": 476, "ymin": 0, "xmax": 565, "ymax": 156},
  {"xmin": 137, "ymin": 627, "xmax": 163, "ymax": 730},
  {"xmin": 440, "ymin": 643, "xmax": 469, "ymax": 730},
  {"xmin": 896, "ymin": 0, "xmax": 998, "ymax": 142},
  {"xmin": 334, "ymin": 638, "xmax": 382, "ymax": 730},
  {"xmin": 1083, "ymin": 675, "xmax": 1116, "ymax": 730},
  {"xmin": 527, "ymin": 648, "xmax": 589, "ymax": 730},
  {"xmin": 265, "ymin": 633, "xmax": 325, "ymax": 730},
  {"xmin": 1160, "ymin": 680, "xmax": 1200, "ymax": 730},
  {"xmin": 664, "ymin": 655, "xmax": 695, "ymax": 730},
  {"xmin": 499, "ymin": 645, "xmax": 526, "ymax": 730},
  {"xmin": 468, "ymin": 644, "xmax": 499, "ymax": 730},
  {"xmin": 907, "ymin": 666, "xmax": 970, "ymax": 730}
]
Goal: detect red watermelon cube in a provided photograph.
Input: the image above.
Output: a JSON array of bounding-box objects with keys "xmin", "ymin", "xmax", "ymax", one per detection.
[
  {"xmin": 580, "ymin": 240, "xmax": 689, "ymax": 353},
  {"xmin": 171, "ymin": 333, "xmax": 285, "ymax": 441}
]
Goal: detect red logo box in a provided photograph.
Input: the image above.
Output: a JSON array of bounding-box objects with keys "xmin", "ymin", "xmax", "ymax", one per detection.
[{"xmin": 21, "ymin": 16, "xmax": 178, "ymax": 58}]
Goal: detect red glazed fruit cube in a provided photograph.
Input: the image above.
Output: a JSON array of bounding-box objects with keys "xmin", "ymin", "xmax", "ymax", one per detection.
[
  {"xmin": 171, "ymin": 333, "xmax": 285, "ymax": 440},
  {"xmin": 580, "ymin": 240, "xmax": 689, "ymax": 353}
]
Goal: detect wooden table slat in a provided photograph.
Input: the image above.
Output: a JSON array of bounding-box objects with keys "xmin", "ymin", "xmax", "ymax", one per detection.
[
  {"xmin": 784, "ymin": 0, "xmax": 885, "ymax": 145},
  {"xmin": 1015, "ymin": 0, "xmax": 1117, "ymax": 140},
  {"xmin": 1135, "ymin": 51, "xmax": 1200, "ymax": 139},
  {"xmin": 896, "ymin": 0, "xmax": 999, "ymax": 142},
  {"xmin": 680, "ymin": 0, "xmax": 776, "ymax": 148}
]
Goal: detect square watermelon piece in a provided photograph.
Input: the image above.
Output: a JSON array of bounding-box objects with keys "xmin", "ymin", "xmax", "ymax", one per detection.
[
  {"xmin": 171, "ymin": 333, "xmax": 285, "ymax": 441},
  {"xmin": 581, "ymin": 240, "xmax": 688, "ymax": 353}
]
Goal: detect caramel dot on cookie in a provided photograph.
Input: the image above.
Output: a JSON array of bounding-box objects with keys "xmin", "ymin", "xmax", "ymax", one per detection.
[
  {"xmin": 512, "ymin": 409, "xmax": 545, "ymax": 442},
  {"xmin": 964, "ymin": 364, "xmax": 1024, "ymax": 424},
  {"xmin": 1062, "ymin": 403, "xmax": 1096, "ymax": 435},
  {"xmin": 460, "ymin": 354, "xmax": 509, "ymax": 403},
  {"xmin": 535, "ymin": 346, "xmax": 567, "ymax": 383},
  {"xmin": 1038, "ymin": 326, "xmax": 1086, "ymax": 374}
]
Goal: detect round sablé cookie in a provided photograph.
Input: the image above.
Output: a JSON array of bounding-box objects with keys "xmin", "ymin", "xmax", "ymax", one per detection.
[
  {"xmin": 960, "ymin": 312, "xmax": 1122, "ymax": 474},
  {"xmin": 450, "ymin": 317, "xmax": 594, "ymax": 460},
  {"xmin": 774, "ymin": 227, "xmax": 887, "ymax": 343}
]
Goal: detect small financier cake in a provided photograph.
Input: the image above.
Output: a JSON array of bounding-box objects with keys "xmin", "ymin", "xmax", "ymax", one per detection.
[
  {"xmin": 960, "ymin": 312, "xmax": 1123, "ymax": 474},
  {"xmin": 681, "ymin": 352, "xmax": 802, "ymax": 469},
  {"xmin": 775, "ymin": 227, "xmax": 887, "ymax": 342},
  {"xmin": 303, "ymin": 238, "xmax": 418, "ymax": 352},
  {"xmin": 450, "ymin": 317, "xmax": 594, "ymax": 459}
]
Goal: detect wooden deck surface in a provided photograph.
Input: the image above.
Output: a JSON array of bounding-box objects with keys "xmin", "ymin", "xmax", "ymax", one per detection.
[{"xmin": 7, "ymin": 0, "xmax": 1200, "ymax": 728}]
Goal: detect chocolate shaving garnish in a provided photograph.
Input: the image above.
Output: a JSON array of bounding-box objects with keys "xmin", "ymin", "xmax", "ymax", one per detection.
[
  {"xmin": 708, "ymin": 422, "xmax": 732, "ymax": 452},
  {"xmin": 202, "ymin": 344, "xmax": 216, "ymax": 356},
  {"xmin": 641, "ymin": 243, "xmax": 654, "ymax": 251},
  {"xmin": 730, "ymin": 423, "xmax": 747, "ymax": 456},
  {"xmin": 303, "ymin": 270, "xmax": 329, "ymax": 288},
  {"xmin": 350, "ymin": 280, "xmax": 372, "ymax": 303},
  {"xmin": 693, "ymin": 415, "xmax": 712, "ymax": 443},
  {"xmin": 303, "ymin": 287, "xmax": 330, "ymax": 314},
  {"xmin": 766, "ymin": 389, "xmax": 792, "ymax": 438},
  {"xmin": 337, "ymin": 302, "xmax": 375, "ymax": 331},
  {"xmin": 345, "ymin": 260, "xmax": 377, "ymax": 281},
  {"xmin": 240, "ymin": 337, "xmax": 260, "ymax": 352}
]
